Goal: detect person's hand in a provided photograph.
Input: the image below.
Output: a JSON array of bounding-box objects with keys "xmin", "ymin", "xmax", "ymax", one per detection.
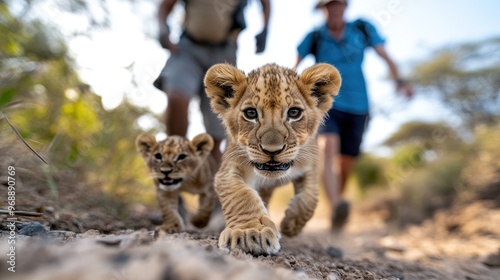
[
  {"xmin": 255, "ymin": 28, "xmax": 268, "ymax": 54},
  {"xmin": 159, "ymin": 25, "xmax": 178, "ymax": 54},
  {"xmin": 396, "ymin": 79, "xmax": 414, "ymax": 99}
]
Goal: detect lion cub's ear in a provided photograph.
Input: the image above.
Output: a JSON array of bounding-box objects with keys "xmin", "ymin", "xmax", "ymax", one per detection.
[
  {"xmin": 191, "ymin": 133, "xmax": 214, "ymax": 159},
  {"xmin": 204, "ymin": 63, "xmax": 247, "ymax": 114},
  {"xmin": 136, "ymin": 133, "xmax": 158, "ymax": 159},
  {"xmin": 298, "ymin": 63, "xmax": 342, "ymax": 113}
]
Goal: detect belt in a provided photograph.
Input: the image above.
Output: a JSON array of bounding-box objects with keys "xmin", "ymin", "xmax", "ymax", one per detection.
[{"xmin": 182, "ymin": 31, "xmax": 228, "ymax": 47}]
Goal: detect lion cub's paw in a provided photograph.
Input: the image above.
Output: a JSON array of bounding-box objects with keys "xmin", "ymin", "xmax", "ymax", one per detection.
[
  {"xmin": 218, "ymin": 216, "xmax": 281, "ymax": 255},
  {"xmin": 190, "ymin": 214, "xmax": 210, "ymax": 229},
  {"xmin": 280, "ymin": 214, "xmax": 306, "ymax": 237},
  {"xmin": 156, "ymin": 222, "xmax": 184, "ymax": 234}
]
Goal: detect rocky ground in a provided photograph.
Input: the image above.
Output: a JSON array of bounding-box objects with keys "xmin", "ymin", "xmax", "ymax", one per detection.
[
  {"xmin": 1, "ymin": 196, "xmax": 499, "ymax": 280},
  {"xmin": 1, "ymin": 139, "xmax": 500, "ymax": 279}
]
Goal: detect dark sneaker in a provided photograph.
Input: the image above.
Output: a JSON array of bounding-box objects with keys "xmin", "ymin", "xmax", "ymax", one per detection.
[{"xmin": 332, "ymin": 199, "xmax": 350, "ymax": 232}]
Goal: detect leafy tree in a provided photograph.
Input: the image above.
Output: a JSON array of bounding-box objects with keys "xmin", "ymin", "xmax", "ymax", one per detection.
[
  {"xmin": 383, "ymin": 121, "xmax": 462, "ymax": 153},
  {"xmin": 412, "ymin": 37, "xmax": 500, "ymax": 129},
  {"xmin": 1, "ymin": 1, "xmax": 158, "ymax": 206},
  {"xmin": 352, "ymin": 154, "xmax": 387, "ymax": 193}
]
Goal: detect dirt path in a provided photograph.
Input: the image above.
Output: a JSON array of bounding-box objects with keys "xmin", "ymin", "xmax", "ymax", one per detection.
[{"xmin": 1, "ymin": 199, "xmax": 499, "ymax": 280}]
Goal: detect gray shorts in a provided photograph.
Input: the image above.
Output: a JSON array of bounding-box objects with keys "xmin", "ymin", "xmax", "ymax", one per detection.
[{"xmin": 159, "ymin": 36, "xmax": 237, "ymax": 140}]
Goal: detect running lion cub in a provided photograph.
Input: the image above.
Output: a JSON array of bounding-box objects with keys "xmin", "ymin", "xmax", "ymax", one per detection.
[
  {"xmin": 136, "ymin": 133, "xmax": 217, "ymax": 233},
  {"xmin": 204, "ymin": 63, "xmax": 341, "ymax": 254}
]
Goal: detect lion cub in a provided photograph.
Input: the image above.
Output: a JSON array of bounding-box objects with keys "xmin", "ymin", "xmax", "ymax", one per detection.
[
  {"xmin": 204, "ymin": 63, "xmax": 341, "ymax": 254},
  {"xmin": 136, "ymin": 133, "xmax": 217, "ymax": 233}
]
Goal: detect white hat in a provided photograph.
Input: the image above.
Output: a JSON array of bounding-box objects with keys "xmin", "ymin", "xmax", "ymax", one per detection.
[{"xmin": 316, "ymin": 0, "xmax": 348, "ymax": 8}]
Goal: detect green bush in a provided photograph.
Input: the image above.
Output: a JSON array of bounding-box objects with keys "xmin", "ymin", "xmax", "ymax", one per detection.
[
  {"xmin": 353, "ymin": 154, "xmax": 387, "ymax": 194},
  {"xmin": 395, "ymin": 154, "xmax": 466, "ymax": 226}
]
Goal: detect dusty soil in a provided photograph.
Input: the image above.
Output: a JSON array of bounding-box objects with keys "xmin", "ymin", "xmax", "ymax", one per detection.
[
  {"xmin": 1, "ymin": 139, "xmax": 500, "ymax": 279},
  {"xmin": 1, "ymin": 197, "xmax": 499, "ymax": 280}
]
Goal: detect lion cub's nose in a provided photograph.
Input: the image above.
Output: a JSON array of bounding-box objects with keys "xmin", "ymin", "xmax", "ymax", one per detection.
[
  {"xmin": 260, "ymin": 130, "xmax": 285, "ymax": 157},
  {"xmin": 260, "ymin": 145, "xmax": 285, "ymax": 157},
  {"xmin": 160, "ymin": 168, "xmax": 172, "ymax": 176}
]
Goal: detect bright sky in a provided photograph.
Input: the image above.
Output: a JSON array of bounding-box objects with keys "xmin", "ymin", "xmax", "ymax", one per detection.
[{"xmin": 56, "ymin": 0, "xmax": 500, "ymax": 154}]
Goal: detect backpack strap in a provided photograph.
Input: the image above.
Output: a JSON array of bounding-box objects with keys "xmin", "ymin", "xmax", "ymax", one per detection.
[
  {"xmin": 309, "ymin": 29, "xmax": 321, "ymax": 58},
  {"xmin": 354, "ymin": 19, "xmax": 369, "ymax": 45},
  {"xmin": 309, "ymin": 19, "xmax": 370, "ymax": 59}
]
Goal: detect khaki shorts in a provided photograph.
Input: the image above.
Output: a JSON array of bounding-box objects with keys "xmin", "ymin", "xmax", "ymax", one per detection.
[{"xmin": 159, "ymin": 36, "xmax": 237, "ymax": 140}]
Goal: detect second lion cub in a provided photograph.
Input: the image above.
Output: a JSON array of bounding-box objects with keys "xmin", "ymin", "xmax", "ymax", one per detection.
[{"xmin": 136, "ymin": 133, "xmax": 217, "ymax": 233}]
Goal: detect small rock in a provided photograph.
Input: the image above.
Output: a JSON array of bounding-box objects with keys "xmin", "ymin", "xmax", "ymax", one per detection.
[
  {"xmin": 275, "ymin": 256, "xmax": 291, "ymax": 268},
  {"xmin": 386, "ymin": 273, "xmax": 405, "ymax": 280},
  {"xmin": 483, "ymin": 248, "xmax": 500, "ymax": 267},
  {"xmin": 205, "ymin": 245, "xmax": 215, "ymax": 252},
  {"xmin": 18, "ymin": 222, "xmax": 48, "ymax": 236},
  {"xmin": 326, "ymin": 246, "xmax": 343, "ymax": 259},
  {"xmin": 327, "ymin": 272, "xmax": 341, "ymax": 280},
  {"xmin": 327, "ymin": 262, "xmax": 337, "ymax": 269},
  {"xmin": 110, "ymin": 252, "xmax": 131, "ymax": 266},
  {"xmin": 151, "ymin": 213, "xmax": 163, "ymax": 225},
  {"xmin": 46, "ymin": 231, "xmax": 77, "ymax": 240},
  {"xmin": 218, "ymin": 247, "xmax": 230, "ymax": 255},
  {"xmin": 96, "ymin": 236, "xmax": 122, "ymax": 246},
  {"xmin": 84, "ymin": 229, "xmax": 101, "ymax": 236},
  {"xmin": 380, "ymin": 236, "xmax": 406, "ymax": 252},
  {"xmin": 119, "ymin": 229, "xmax": 154, "ymax": 249}
]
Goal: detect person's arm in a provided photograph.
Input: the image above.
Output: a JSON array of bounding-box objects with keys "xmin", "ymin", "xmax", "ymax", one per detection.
[
  {"xmin": 260, "ymin": 0, "xmax": 270, "ymax": 30},
  {"xmin": 293, "ymin": 56, "xmax": 303, "ymax": 71},
  {"xmin": 255, "ymin": 0, "xmax": 270, "ymax": 53},
  {"xmin": 294, "ymin": 29, "xmax": 318, "ymax": 71},
  {"xmin": 158, "ymin": 0, "xmax": 178, "ymax": 52},
  {"xmin": 374, "ymin": 45, "xmax": 413, "ymax": 98}
]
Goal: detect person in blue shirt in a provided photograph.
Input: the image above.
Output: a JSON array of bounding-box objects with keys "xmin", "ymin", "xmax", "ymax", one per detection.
[{"xmin": 295, "ymin": 0, "xmax": 413, "ymax": 231}]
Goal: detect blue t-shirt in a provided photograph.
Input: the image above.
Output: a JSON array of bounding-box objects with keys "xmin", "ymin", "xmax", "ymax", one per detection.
[{"xmin": 297, "ymin": 19, "xmax": 385, "ymax": 115}]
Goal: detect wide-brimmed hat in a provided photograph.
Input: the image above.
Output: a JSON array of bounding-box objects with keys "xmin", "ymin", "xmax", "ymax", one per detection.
[{"xmin": 316, "ymin": 0, "xmax": 348, "ymax": 8}]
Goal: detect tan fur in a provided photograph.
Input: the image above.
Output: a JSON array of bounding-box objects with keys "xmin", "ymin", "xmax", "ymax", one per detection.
[
  {"xmin": 204, "ymin": 63, "xmax": 341, "ymax": 254},
  {"xmin": 136, "ymin": 133, "xmax": 217, "ymax": 233}
]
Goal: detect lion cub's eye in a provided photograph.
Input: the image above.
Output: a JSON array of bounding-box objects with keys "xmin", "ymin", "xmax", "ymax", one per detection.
[
  {"xmin": 177, "ymin": 154, "xmax": 187, "ymax": 161},
  {"xmin": 243, "ymin": 108, "xmax": 258, "ymax": 120},
  {"xmin": 287, "ymin": 108, "xmax": 303, "ymax": 119},
  {"xmin": 154, "ymin": 153, "xmax": 162, "ymax": 160}
]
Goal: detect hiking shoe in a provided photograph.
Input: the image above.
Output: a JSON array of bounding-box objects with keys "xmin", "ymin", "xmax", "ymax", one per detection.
[{"xmin": 332, "ymin": 199, "xmax": 350, "ymax": 231}]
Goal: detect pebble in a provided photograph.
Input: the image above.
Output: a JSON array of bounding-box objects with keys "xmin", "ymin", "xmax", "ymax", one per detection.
[
  {"xmin": 326, "ymin": 246, "xmax": 343, "ymax": 259},
  {"xmin": 275, "ymin": 256, "xmax": 291, "ymax": 268},
  {"xmin": 96, "ymin": 236, "xmax": 122, "ymax": 246},
  {"xmin": 46, "ymin": 231, "xmax": 77, "ymax": 240},
  {"xmin": 84, "ymin": 229, "xmax": 101, "ymax": 236},
  {"xmin": 18, "ymin": 222, "xmax": 48, "ymax": 236},
  {"xmin": 483, "ymin": 248, "xmax": 500, "ymax": 267},
  {"xmin": 327, "ymin": 272, "xmax": 342, "ymax": 280}
]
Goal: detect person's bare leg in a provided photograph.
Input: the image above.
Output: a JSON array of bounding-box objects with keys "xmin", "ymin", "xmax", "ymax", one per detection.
[
  {"xmin": 318, "ymin": 134, "xmax": 341, "ymax": 208},
  {"xmin": 164, "ymin": 90, "xmax": 190, "ymax": 136},
  {"xmin": 339, "ymin": 155, "xmax": 356, "ymax": 194},
  {"xmin": 328, "ymin": 154, "xmax": 357, "ymax": 231}
]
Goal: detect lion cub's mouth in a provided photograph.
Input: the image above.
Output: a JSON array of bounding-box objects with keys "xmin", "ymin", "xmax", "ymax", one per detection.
[
  {"xmin": 157, "ymin": 176, "xmax": 183, "ymax": 186},
  {"xmin": 254, "ymin": 160, "xmax": 291, "ymax": 172}
]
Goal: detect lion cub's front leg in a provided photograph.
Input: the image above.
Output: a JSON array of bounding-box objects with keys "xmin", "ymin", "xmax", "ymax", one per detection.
[
  {"xmin": 190, "ymin": 191, "xmax": 216, "ymax": 228},
  {"xmin": 280, "ymin": 170, "xmax": 319, "ymax": 236},
  {"xmin": 156, "ymin": 190, "xmax": 185, "ymax": 233},
  {"xmin": 216, "ymin": 174, "xmax": 281, "ymax": 255}
]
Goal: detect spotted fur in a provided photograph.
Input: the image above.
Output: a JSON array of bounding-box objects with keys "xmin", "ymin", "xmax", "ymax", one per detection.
[
  {"xmin": 204, "ymin": 63, "xmax": 341, "ymax": 254},
  {"xmin": 136, "ymin": 133, "xmax": 217, "ymax": 233}
]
